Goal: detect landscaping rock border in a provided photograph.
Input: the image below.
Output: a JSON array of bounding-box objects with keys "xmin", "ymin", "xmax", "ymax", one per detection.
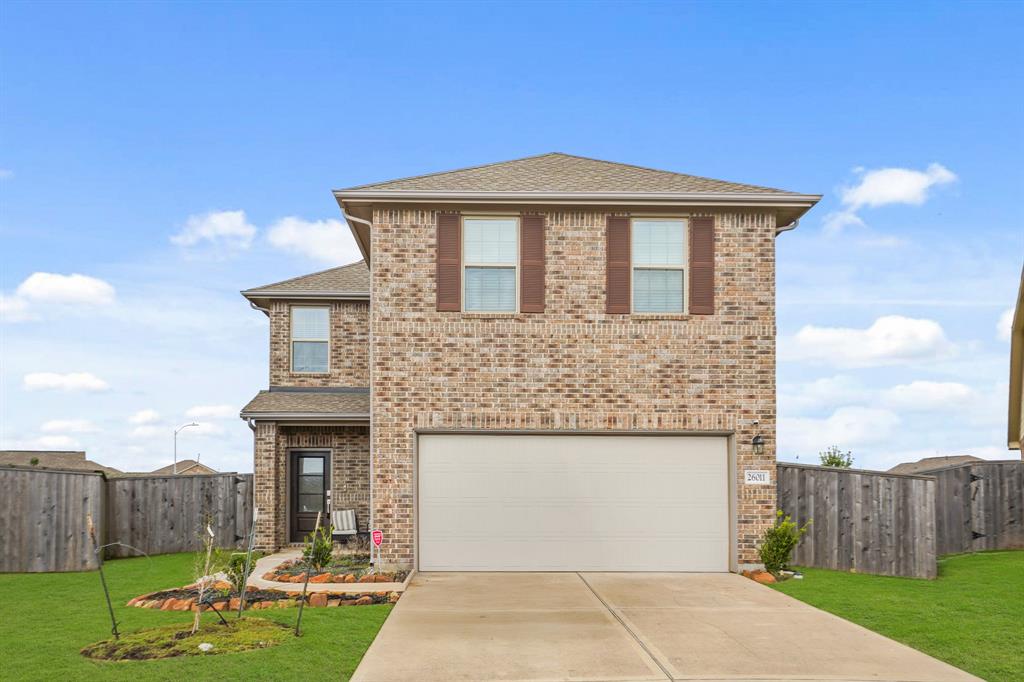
[{"xmin": 127, "ymin": 585, "xmax": 400, "ymax": 610}]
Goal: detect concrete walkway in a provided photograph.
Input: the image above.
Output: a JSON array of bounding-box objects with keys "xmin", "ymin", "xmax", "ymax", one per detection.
[{"xmin": 351, "ymin": 572, "xmax": 978, "ymax": 682}]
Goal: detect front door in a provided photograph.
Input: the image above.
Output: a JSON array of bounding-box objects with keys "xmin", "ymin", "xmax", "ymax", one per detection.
[{"xmin": 290, "ymin": 451, "xmax": 330, "ymax": 542}]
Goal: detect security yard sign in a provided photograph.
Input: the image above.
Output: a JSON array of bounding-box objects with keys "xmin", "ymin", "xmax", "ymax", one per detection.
[
  {"xmin": 371, "ymin": 530, "xmax": 383, "ymax": 547},
  {"xmin": 745, "ymin": 470, "xmax": 771, "ymax": 485}
]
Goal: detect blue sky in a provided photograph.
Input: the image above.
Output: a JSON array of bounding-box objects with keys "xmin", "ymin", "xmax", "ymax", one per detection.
[{"xmin": 1, "ymin": 1, "xmax": 1021, "ymax": 473}]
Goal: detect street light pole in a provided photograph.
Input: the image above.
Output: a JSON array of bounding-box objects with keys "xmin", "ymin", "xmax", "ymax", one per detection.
[{"xmin": 174, "ymin": 422, "xmax": 198, "ymax": 474}]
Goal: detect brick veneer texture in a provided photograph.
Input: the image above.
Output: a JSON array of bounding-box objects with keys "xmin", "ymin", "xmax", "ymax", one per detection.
[
  {"xmin": 253, "ymin": 423, "xmax": 370, "ymax": 550},
  {"xmin": 370, "ymin": 208, "xmax": 778, "ymax": 567},
  {"xmin": 268, "ymin": 300, "xmax": 369, "ymax": 388}
]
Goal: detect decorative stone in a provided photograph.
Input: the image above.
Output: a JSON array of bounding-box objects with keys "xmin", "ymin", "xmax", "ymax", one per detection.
[
  {"xmin": 753, "ymin": 571, "xmax": 777, "ymax": 585},
  {"xmin": 309, "ymin": 573, "xmax": 332, "ymax": 584},
  {"xmin": 343, "ymin": 574, "xmax": 357, "ymax": 583},
  {"xmin": 173, "ymin": 598, "xmax": 195, "ymax": 611},
  {"xmin": 309, "ymin": 593, "xmax": 328, "ymax": 607},
  {"xmin": 327, "ymin": 599, "xmax": 340, "ymax": 607},
  {"xmin": 159, "ymin": 599, "xmax": 176, "ymax": 611},
  {"xmin": 229, "ymin": 597, "xmax": 242, "ymax": 611},
  {"xmin": 259, "ymin": 600, "xmax": 274, "ymax": 609},
  {"xmin": 198, "ymin": 643, "xmax": 214, "ymax": 652},
  {"xmin": 353, "ymin": 596, "xmax": 373, "ymax": 606},
  {"xmin": 388, "ymin": 591, "xmax": 401, "ymax": 603},
  {"xmin": 293, "ymin": 573, "xmax": 307, "ymax": 583}
]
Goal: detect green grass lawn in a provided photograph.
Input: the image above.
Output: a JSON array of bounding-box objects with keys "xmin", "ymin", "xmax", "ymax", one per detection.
[
  {"xmin": 0, "ymin": 552, "xmax": 391, "ymax": 681},
  {"xmin": 771, "ymin": 550, "xmax": 1024, "ymax": 681}
]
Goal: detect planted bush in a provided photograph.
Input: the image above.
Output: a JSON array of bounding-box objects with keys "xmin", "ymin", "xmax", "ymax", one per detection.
[
  {"xmin": 758, "ymin": 510, "xmax": 811, "ymax": 574},
  {"xmin": 301, "ymin": 524, "xmax": 334, "ymax": 572}
]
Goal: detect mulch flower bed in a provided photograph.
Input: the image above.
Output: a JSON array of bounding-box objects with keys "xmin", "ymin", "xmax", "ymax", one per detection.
[
  {"xmin": 127, "ymin": 581, "xmax": 399, "ymax": 611},
  {"xmin": 263, "ymin": 555, "xmax": 408, "ymax": 584}
]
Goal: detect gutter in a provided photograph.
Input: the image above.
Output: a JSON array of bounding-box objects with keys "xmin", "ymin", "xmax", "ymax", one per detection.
[
  {"xmin": 239, "ymin": 412, "xmax": 371, "ymax": 422},
  {"xmin": 334, "ymin": 189, "xmax": 822, "ymax": 206},
  {"xmin": 242, "ymin": 290, "xmax": 369, "ymax": 301},
  {"xmin": 774, "ymin": 219, "xmax": 800, "ymax": 236}
]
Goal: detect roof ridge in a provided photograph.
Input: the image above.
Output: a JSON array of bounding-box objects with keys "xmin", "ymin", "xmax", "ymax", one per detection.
[
  {"xmin": 337, "ymin": 152, "xmax": 565, "ymax": 192},
  {"xmin": 546, "ymin": 152, "xmax": 794, "ymax": 195},
  {"xmin": 245, "ymin": 260, "xmax": 366, "ymax": 292}
]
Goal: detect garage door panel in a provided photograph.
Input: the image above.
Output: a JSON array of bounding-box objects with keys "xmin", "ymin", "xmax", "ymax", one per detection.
[{"xmin": 418, "ymin": 434, "xmax": 730, "ymax": 572}]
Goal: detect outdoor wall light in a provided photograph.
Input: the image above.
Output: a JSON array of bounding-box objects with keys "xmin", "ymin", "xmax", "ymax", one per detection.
[{"xmin": 751, "ymin": 434, "xmax": 765, "ymax": 456}]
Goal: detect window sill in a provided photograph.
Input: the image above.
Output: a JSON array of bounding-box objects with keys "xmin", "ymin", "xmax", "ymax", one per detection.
[
  {"xmin": 460, "ymin": 312, "xmax": 521, "ymax": 318},
  {"xmin": 290, "ymin": 371, "xmax": 331, "ymax": 376}
]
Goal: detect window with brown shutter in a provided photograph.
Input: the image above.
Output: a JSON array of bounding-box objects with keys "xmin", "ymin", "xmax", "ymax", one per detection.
[
  {"xmin": 520, "ymin": 214, "xmax": 545, "ymax": 312},
  {"xmin": 606, "ymin": 216, "xmax": 631, "ymax": 314},
  {"xmin": 436, "ymin": 212, "xmax": 461, "ymax": 311},
  {"xmin": 688, "ymin": 216, "xmax": 715, "ymax": 315}
]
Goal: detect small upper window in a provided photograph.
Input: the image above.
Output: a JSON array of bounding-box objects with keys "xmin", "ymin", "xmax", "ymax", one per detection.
[
  {"xmin": 291, "ymin": 307, "xmax": 329, "ymax": 373},
  {"xmin": 463, "ymin": 217, "xmax": 518, "ymax": 312},
  {"xmin": 632, "ymin": 218, "xmax": 686, "ymax": 313}
]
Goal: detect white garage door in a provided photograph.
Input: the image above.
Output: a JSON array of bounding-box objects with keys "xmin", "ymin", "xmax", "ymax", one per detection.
[{"xmin": 418, "ymin": 434, "xmax": 730, "ymax": 571}]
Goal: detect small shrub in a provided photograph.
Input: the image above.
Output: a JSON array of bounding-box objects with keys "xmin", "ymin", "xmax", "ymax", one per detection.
[
  {"xmin": 223, "ymin": 551, "xmax": 263, "ymax": 596},
  {"xmin": 301, "ymin": 525, "xmax": 334, "ymax": 571},
  {"xmin": 819, "ymin": 445, "xmax": 853, "ymax": 468},
  {"xmin": 758, "ymin": 510, "xmax": 811, "ymax": 574}
]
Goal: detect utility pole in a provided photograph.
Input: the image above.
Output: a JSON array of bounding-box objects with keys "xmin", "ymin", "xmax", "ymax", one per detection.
[{"xmin": 173, "ymin": 422, "xmax": 198, "ymax": 474}]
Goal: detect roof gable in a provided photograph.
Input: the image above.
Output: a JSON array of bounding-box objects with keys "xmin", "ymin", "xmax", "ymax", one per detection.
[{"xmin": 339, "ymin": 152, "xmax": 800, "ymax": 195}]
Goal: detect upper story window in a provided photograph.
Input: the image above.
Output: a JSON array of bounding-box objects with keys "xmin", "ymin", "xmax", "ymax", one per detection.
[
  {"xmin": 632, "ymin": 218, "xmax": 687, "ymax": 313},
  {"xmin": 463, "ymin": 217, "xmax": 518, "ymax": 312},
  {"xmin": 291, "ymin": 306, "xmax": 329, "ymax": 373}
]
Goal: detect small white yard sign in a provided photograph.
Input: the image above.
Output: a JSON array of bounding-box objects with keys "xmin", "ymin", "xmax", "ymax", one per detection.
[{"xmin": 745, "ymin": 470, "xmax": 771, "ymax": 485}]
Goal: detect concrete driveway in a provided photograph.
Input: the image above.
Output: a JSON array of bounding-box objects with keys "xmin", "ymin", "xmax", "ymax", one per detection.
[{"xmin": 351, "ymin": 572, "xmax": 977, "ymax": 682}]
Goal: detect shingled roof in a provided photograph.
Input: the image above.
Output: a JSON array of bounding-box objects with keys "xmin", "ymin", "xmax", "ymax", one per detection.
[
  {"xmin": 242, "ymin": 261, "xmax": 369, "ymax": 300},
  {"xmin": 887, "ymin": 455, "xmax": 984, "ymax": 475},
  {"xmin": 338, "ymin": 152, "xmax": 802, "ymax": 195},
  {"xmin": 240, "ymin": 388, "xmax": 370, "ymax": 420}
]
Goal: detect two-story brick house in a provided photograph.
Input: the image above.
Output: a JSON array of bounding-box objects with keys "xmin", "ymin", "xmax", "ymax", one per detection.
[{"xmin": 241, "ymin": 153, "xmax": 820, "ymax": 572}]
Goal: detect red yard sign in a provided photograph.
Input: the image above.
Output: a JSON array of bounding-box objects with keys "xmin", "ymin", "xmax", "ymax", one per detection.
[{"xmin": 371, "ymin": 529, "xmax": 383, "ymax": 547}]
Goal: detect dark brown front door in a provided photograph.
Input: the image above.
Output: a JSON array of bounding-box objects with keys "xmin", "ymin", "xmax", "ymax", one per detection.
[{"xmin": 290, "ymin": 451, "xmax": 330, "ymax": 542}]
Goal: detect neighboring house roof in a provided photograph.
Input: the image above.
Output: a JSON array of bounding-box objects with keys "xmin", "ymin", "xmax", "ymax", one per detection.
[
  {"xmin": 147, "ymin": 459, "xmax": 219, "ymax": 476},
  {"xmin": 1009, "ymin": 265, "xmax": 1024, "ymax": 451},
  {"xmin": 334, "ymin": 152, "xmax": 822, "ymax": 262},
  {"xmin": 241, "ymin": 261, "xmax": 369, "ymax": 304},
  {"xmin": 240, "ymin": 388, "xmax": 370, "ymax": 421},
  {"xmin": 0, "ymin": 450, "xmax": 122, "ymax": 476},
  {"xmin": 339, "ymin": 152, "xmax": 800, "ymax": 195},
  {"xmin": 887, "ymin": 455, "xmax": 985, "ymax": 475}
]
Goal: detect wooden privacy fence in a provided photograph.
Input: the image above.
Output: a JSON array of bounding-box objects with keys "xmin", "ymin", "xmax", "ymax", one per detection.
[
  {"xmin": 929, "ymin": 461, "xmax": 1024, "ymax": 555},
  {"xmin": 0, "ymin": 467, "xmax": 105, "ymax": 573},
  {"xmin": 0, "ymin": 467, "xmax": 252, "ymax": 572},
  {"xmin": 777, "ymin": 463, "xmax": 937, "ymax": 579},
  {"xmin": 105, "ymin": 473, "xmax": 254, "ymax": 558}
]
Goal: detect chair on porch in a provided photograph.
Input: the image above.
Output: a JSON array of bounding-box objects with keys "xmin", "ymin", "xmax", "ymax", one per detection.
[{"xmin": 331, "ymin": 509, "xmax": 358, "ymax": 543}]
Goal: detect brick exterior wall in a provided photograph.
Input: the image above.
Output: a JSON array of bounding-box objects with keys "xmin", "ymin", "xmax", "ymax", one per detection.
[
  {"xmin": 370, "ymin": 208, "xmax": 778, "ymax": 568},
  {"xmin": 268, "ymin": 299, "xmax": 369, "ymax": 388},
  {"xmin": 253, "ymin": 423, "xmax": 370, "ymax": 550}
]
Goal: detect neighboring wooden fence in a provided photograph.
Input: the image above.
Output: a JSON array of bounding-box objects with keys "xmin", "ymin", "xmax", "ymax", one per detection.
[
  {"xmin": 105, "ymin": 474, "xmax": 254, "ymax": 558},
  {"xmin": 0, "ymin": 468, "xmax": 252, "ymax": 572},
  {"xmin": 0, "ymin": 467, "xmax": 105, "ymax": 572},
  {"xmin": 777, "ymin": 463, "xmax": 937, "ymax": 579},
  {"xmin": 930, "ymin": 461, "xmax": 1024, "ymax": 555}
]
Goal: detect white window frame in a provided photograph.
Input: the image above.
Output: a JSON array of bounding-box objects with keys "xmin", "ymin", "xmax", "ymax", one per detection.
[
  {"xmin": 290, "ymin": 305, "xmax": 330, "ymax": 374},
  {"xmin": 462, "ymin": 215, "xmax": 519, "ymax": 313},
  {"xmin": 631, "ymin": 217, "xmax": 689, "ymax": 314}
]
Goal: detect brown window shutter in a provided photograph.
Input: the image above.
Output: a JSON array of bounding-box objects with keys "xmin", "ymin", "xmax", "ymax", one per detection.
[
  {"xmin": 689, "ymin": 216, "xmax": 715, "ymax": 315},
  {"xmin": 436, "ymin": 212, "xmax": 461, "ymax": 312},
  {"xmin": 519, "ymin": 214, "xmax": 545, "ymax": 312},
  {"xmin": 606, "ymin": 216, "xmax": 631, "ymax": 314}
]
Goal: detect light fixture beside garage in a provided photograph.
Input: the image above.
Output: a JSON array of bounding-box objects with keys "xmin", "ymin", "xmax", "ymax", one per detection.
[{"xmin": 751, "ymin": 434, "xmax": 765, "ymax": 456}]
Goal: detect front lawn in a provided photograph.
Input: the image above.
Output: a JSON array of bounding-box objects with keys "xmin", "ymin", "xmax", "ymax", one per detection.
[
  {"xmin": 0, "ymin": 552, "xmax": 391, "ymax": 681},
  {"xmin": 771, "ymin": 551, "xmax": 1024, "ymax": 681}
]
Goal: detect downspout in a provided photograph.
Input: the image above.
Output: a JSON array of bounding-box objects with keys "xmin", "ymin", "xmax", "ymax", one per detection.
[{"xmin": 774, "ymin": 219, "xmax": 799, "ymax": 236}]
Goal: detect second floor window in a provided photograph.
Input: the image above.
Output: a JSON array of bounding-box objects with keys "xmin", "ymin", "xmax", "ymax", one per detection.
[
  {"xmin": 632, "ymin": 218, "xmax": 687, "ymax": 313},
  {"xmin": 463, "ymin": 217, "xmax": 518, "ymax": 312},
  {"xmin": 291, "ymin": 306, "xmax": 329, "ymax": 373}
]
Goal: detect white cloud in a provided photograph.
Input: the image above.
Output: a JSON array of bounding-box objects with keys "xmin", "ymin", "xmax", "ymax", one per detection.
[
  {"xmin": 128, "ymin": 409, "xmax": 160, "ymax": 425},
  {"xmin": 823, "ymin": 163, "xmax": 957, "ymax": 234},
  {"xmin": 779, "ymin": 375, "xmax": 871, "ymax": 414},
  {"xmin": 997, "ymin": 307, "xmax": 1014, "ymax": 342},
  {"xmin": 32, "ymin": 435, "xmax": 83, "ymax": 450},
  {"xmin": 881, "ymin": 381, "xmax": 976, "ymax": 411},
  {"xmin": 788, "ymin": 315, "xmax": 955, "ymax": 368},
  {"xmin": 192, "ymin": 422, "xmax": 225, "ymax": 436},
  {"xmin": 0, "ymin": 294, "xmax": 35, "ymax": 322},
  {"xmin": 780, "ymin": 406, "xmax": 901, "ymax": 456},
  {"xmin": 186, "ymin": 404, "xmax": 236, "ymax": 419},
  {"xmin": 171, "ymin": 210, "xmax": 256, "ymax": 253},
  {"xmin": 129, "ymin": 425, "xmax": 163, "ymax": 439},
  {"xmin": 15, "ymin": 272, "xmax": 115, "ymax": 305},
  {"xmin": 23, "ymin": 372, "xmax": 110, "ymax": 392},
  {"xmin": 41, "ymin": 419, "xmax": 98, "ymax": 433},
  {"xmin": 841, "ymin": 163, "xmax": 957, "ymax": 210},
  {"xmin": 266, "ymin": 217, "xmax": 361, "ymax": 264}
]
